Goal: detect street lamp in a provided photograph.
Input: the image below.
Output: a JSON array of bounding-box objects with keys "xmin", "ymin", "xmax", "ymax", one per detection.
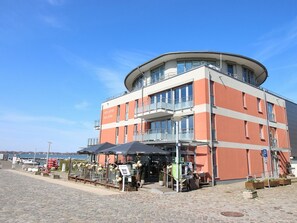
[
  {"xmin": 171, "ymin": 115, "xmax": 182, "ymax": 192},
  {"xmin": 46, "ymin": 142, "xmax": 52, "ymax": 169}
]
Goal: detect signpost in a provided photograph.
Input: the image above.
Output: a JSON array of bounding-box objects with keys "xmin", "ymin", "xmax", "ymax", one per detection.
[
  {"xmin": 119, "ymin": 165, "xmax": 131, "ymax": 192},
  {"xmin": 261, "ymin": 148, "xmax": 270, "ymax": 187}
]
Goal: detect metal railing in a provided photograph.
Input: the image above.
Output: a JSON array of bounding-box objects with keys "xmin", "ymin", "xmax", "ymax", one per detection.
[
  {"xmin": 134, "ymin": 129, "xmax": 194, "ymax": 142},
  {"xmin": 94, "ymin": 120, "xmax": 100, "ymax": 130},
  {"xmin": 271, "ymin": 138, "xmax": 278, "ymax": 148},
  {"xmin": 87, "ymin": 138, "xmax": 99, "ymax": 146}
]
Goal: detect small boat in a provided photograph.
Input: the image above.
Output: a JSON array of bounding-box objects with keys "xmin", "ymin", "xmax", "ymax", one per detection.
[{"xmin": 22, "ymin": 159, "xmax": 39, "ymax": 165}]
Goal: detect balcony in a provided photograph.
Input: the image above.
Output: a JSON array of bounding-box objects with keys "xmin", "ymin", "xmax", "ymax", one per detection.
[
  {"xmin": 135, "ymin": 102, "xmax": 174, "ymax": 120},
  {"xmin": 135, "ymin": 97, "xmax": 193, "ymax": 120},
  {"xmin": 88, "ymin": 138, "xmax": 99, "ymax": 146},
  {"xmin": 134, "ymin": 129, "xmax": 194, "ymax": 143},
  {"xmin": 94, "ymin": 120, "xmax": 100, "ymax": 130},
  {"xmin": 271, "ymin": 138, "xmax": 278, "ymax": 148}
]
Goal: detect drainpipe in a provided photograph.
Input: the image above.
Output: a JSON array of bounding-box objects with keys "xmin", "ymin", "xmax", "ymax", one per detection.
[
  {"xmin": 263, "ymin": 89, "xmax": 274, "ymax": 177},
  {"xmin": 207, "ymin": 70, "xmax": 215, "ymax": 187}
]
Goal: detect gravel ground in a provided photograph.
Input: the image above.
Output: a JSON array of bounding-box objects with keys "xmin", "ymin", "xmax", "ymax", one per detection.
[{"xmin": 0, "ymin": 165, "xmax": 297, "ymax": 223}]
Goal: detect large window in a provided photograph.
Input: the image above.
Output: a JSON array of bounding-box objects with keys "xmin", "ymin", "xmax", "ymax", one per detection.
[
  {"xmin": 174, "ymin": 83, "xmax": 193, "ymax": 109},
  {"xmin": 227, "ymin": 64, "xmax": 234, "ymax": 77},
  {"xmin": 125, "ymin": 102, "xmax": 129, "ymax": 120},
  {"xmin": 124, "ymin": 126, "xmax": 128, "ymax": 143},
  {"xmin": 116, "ymin": 105, "xmax": 120, "ymax": 122},
  {"xmin": 267, "ymin": 102, "xmax": 275, "ymax": 122},
  {"xmin": 115, "ymin": 127, "xmax": 119, "ymax": 144},
  {"xmin": 243, "ymin": 67, "xmax": 256, "ymax": 85},
  {"xmin": 132, "ymin": 75, "xmax": 144, "ymax": 90},
  {"xmin": 177, "ymin": 60, "xmax": 218, "ymax": 74},
  {"xmin": 150, "ymin": 65, "xmax": 164, "ymax": 84}
]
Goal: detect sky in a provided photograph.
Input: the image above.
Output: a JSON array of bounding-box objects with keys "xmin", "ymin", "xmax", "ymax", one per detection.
[{"xmin": 0, "ymin": 0, "xmax": 297, "ymax": 153}]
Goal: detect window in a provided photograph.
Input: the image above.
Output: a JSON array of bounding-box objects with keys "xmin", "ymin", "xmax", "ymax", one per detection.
[
  {"xmin": 132, "ymin": 75, "xmax": 144, "ymax": 90},
  {"xmin": 211, "ymin": 114, "xmax": 216, "ymax": 140},
  {"xmin": 124, "ymin": 126, "xmax": 128, "ymax": 143},
  {"xmin": 257, "ymin": 98, "xmax": 262, "ymax": 113},
  {"xmin": 116, "ymin": 105, "xmax": 120, "ymax": 122},
  {"xmin": 242, "ymin": 92, "xmax": 247, "ymax": 108},
  {"xmin": 115, "ymin": 127, "xmax": 119, "ymax": 144},
  {"xmin": 125, "ymin": 102, "xmax": 129, "ymax": 120},
  {"xmin": 134, "ymin": 99, "xmax": 139, "ymax": 114},
  {"xmin": 244, "ymin": 121, "xmax": 249, "ymax": 138},
  {"xmin": 134, "ymin": 124, "xmax": 138, "ymax": 135},
  {"xmin": 259, "ymin": 124, "xmax": 264, "ymax": 140},
  {"xmin": 227, "ymin": 64, "xmax": 234, "ymax": 77},
  {"xmin": 242, "ymin": 67, "xmax": 256, "ymax": 85},
  {"xmin": 150, "ymin": 65, "xmax": 164, "ymax": 84},
  {"xmin": 174, "ymin": 83, "xmax": 193, "ymax": 109},
  {"xmin": 210, "ymin": 81, "xmax": 215, "ymax": 106},
  {"xmin": 267, "ymin": 102, "xmax": 275, "ymax": 122},
  {"xmin": 177, "ymin": 60, "xmax": 218, "ymax": 75}
]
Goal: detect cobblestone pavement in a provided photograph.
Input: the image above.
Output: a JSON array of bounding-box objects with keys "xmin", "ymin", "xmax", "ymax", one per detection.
[{"xmin": 1, "ymin": 168, "xmax": 297, "ymax": 223}]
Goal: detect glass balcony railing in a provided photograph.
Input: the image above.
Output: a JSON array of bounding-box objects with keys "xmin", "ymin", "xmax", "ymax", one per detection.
[
  {"xmin": 134, "ymin": 129, "xmax": 194, "ymax": 142},
  {"xmin": 87, "ymin": 138, "xmax": 99, "ymax": 146},
  {"xmin": 94, "ymin": 120, "xmax": 100, "ymax": 130},
  {"xmin": 135, "ymin": 97, "xmax": 193, "ymax": 116},
  {"xmin": 271, "ymin": 138, "xmax": 278, "ymax": 148}
]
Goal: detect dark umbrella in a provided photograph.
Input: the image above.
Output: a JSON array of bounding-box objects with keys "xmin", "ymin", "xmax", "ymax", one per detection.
[
  {"xmin": 77, "ymin": 142, "xmax": 116, "ymax": 154},
  {"xmin": 99, "ymin": 141, "xmax": 169, "ymax": 155}
]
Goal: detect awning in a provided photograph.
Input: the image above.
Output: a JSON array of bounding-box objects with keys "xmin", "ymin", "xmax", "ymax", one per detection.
[
  {"xmin": 77, "ymin": 142, "xmax": 116, "ymax": 154},
  {"xmin": 99, "ymin": 141, "xmax": 170, "ymax": 155}
]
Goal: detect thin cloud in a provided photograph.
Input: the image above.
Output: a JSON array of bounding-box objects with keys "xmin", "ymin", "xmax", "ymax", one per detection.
[
  {"xmin": 56, "ymin": 47, "xmax": 127, "ymax": 93},
  {"xmin": 254, "ymin": 17, "xmax": 297, "ymax": 61},
  {"xmin": 40, "ymin": 15, "xmax": 63, "ymax": 28},
  {"xmin": 112, "ymin": 50, "xmax": 155, "ymax": 69},
  {"xmin": 74, "ymin": 101, "xmax": 90, "ymax": 110},
  {"xmin": 0, "ymin": 112, "xmax": 76, "ymax": 125},
  {"xmin": 46, "ymin": 0, "xmax": 65, "ymax": 6}
]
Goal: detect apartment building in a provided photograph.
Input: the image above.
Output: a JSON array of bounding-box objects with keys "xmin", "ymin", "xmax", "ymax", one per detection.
[{"xmin": 96, "ymin": 52, "xmax": 295, "ymax": 182}]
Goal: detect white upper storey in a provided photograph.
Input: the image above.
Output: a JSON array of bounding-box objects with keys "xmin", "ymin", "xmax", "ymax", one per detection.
[{"xmin": 124, "ymin": 52, "xmax": 268, "ymax": 92}]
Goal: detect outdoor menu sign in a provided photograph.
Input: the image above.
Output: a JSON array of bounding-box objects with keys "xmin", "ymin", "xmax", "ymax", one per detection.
[
  {"xmin": 119, "ymin": 165, "xmax": 131, "ymax": 176},
  {"xmin": 119, "ymin": 165, "xmax": 131, "ymax": 192}
]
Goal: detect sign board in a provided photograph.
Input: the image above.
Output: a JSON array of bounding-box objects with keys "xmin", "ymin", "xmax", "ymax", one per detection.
[
  {"xmin": 119, "ymin": 165, "xmax": 131, "ymax": 176},
  {"xmin": 261, "ymin": 149, "xmax": 268, "ymax": 158}
]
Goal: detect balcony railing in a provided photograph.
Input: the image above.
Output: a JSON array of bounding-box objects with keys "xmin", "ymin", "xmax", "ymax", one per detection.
[
  {"xmin": 94, "ymin": 120, "xmax": 100, "ymax": 130},
  {"xmin": 135, "ymin": 97, "xmax": 193, "ymax": 120},
  {"xmin": 134, "ymin": 129, "xmax": 194, "ymax": 142},
  {"xmin": 87, "ymin": 138, "xmax": 99, "ymax": 146},
  {"xmin": 271, "ymin": 138, "xmax": 278, "ymax": 148}
]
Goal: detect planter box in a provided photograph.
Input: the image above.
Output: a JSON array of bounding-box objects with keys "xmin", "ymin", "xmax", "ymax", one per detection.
[
  {"xmin": 279, "ymin": 178, "xmax": 291, "ymax": 186},
  {"xmin": 264, "ymin": 180, "xmax": 279, "ymax": 187},
  {"xmin": 245, "ymin": 181, "xmax": 264, "ymax": 190}
]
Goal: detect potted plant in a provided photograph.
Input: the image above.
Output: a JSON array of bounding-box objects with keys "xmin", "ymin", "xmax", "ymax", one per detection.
[
  {"xmin": 264, "ymin": 178, "xmax": 279, "ymax": 187},
  {"xmin": 245, "ymin": 179, "xmax": 264, "ymax": 190},
  {"xmin": 278, "ymin": 178, "xmax": 291, "ymax": 186},
  {"xmin": 159, "ymin": 171, "xmax": 164, "ymax": 186}
]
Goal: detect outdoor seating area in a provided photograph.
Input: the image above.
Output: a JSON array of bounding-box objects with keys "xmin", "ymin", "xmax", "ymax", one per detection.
[{"xmin": 72, "ymin": 141, "xmax": 201, "ymax": 192}]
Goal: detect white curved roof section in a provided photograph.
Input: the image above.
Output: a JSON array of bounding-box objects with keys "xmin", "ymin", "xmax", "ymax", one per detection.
[{"xmin": 124, "ymin": 52, "xmax": 268, "ymax": 91}]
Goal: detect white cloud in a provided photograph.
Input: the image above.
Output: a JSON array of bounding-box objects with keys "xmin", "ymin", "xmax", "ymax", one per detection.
[{"xmin": 254, "ymin": 17, "xmax": 297, "ymax": 61}]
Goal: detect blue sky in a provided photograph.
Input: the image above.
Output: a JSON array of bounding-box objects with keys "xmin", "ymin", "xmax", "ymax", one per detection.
[{"xmin": 0, "ymin": 0, "xmax": 297, "ymax": 152}]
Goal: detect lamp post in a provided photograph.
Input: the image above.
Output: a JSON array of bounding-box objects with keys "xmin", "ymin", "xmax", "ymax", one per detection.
[
  {"xmin": 46, "ymin": 142, "xmax": 52, "ymax": 169},
  {"xmin": 171, "ymin": 116, "xmax": 182, "ymax": 192}
]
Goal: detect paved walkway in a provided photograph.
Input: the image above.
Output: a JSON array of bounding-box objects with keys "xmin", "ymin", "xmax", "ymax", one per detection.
[{"xmin": 1, "ymin": 168, "xmax": 297, "ymax": 223}]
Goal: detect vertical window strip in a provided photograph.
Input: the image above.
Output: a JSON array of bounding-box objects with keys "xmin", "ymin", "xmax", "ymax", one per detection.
[{"xmin": 244, "ymin": 121, "xmax": 249, "ymax": 138}]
